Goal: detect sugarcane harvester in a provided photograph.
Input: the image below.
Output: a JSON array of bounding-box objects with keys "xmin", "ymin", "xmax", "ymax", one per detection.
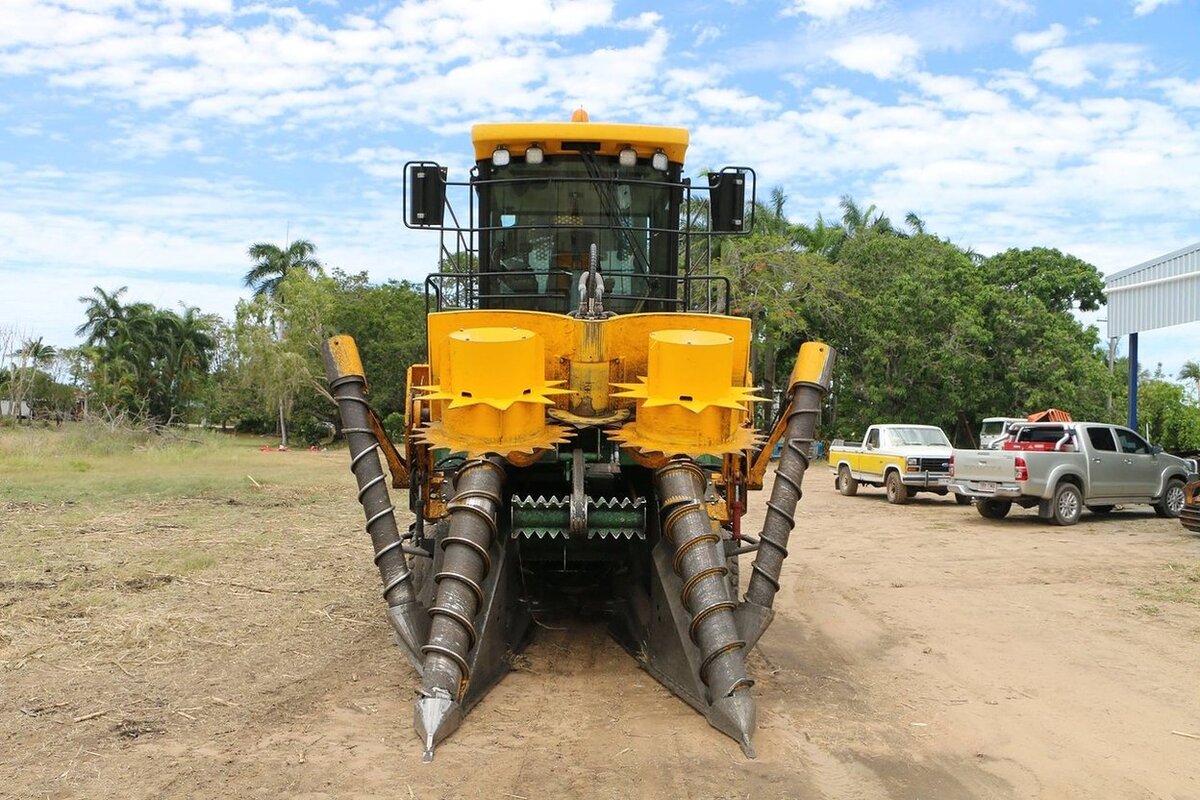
[{"xmin": 321, "ymin": 110, "xmax": 835, "ymax": 762}]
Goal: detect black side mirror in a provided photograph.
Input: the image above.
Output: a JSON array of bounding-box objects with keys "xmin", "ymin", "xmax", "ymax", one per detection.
[
  {"xmin": 407, "ymin": 162, "xmax": 447, "ymax": 227},
  {"xmin": 709, "ymin": 168, "xmax": 750, "ymax": 232}
]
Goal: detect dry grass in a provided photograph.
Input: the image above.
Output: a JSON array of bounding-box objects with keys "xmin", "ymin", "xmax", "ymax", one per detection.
[
  {"xmin": 0, "ymin": 425, "xmax": 390, "ymax": 799},
  {"xmin": 1135, "ymin": 561, "xmax": 1200, "ymax": 608}
]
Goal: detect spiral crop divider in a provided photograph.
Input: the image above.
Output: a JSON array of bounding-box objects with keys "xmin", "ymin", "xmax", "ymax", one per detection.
[
  {"xmin": 420, "ymin": 457, "xmax": 506, "ymax": 698},
  {"xmin": 654, "ymin": 459, "xmax": 752, "ymax": 698},
  {"xmin": 744, "ymin": 383, "xmax": 824, "ymax": 610},
  {"xmin": 328, "ymin": 374, "xmax": 418, "ymax": 610}
]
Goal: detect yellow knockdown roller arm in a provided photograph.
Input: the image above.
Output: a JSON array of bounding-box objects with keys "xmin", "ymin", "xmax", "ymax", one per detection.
[{"xmin": 747, "ymin": 341, "xmax": 835, "ymax": 490}]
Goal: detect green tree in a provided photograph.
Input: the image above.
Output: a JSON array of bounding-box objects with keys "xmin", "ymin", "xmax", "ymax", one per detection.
[
  {"xmin": 232, "ymin": 286, "xmax": 320, "ymax": 444},
  {"xmin": 73, "ymin": 289, "xmax": 218, "ymax": 425},
  {"xmin": 716, "ymin": 198, "xmax": 1122, "ymax": 441},
  {"xmin": 327, "ymin": 269, "xmax": 427, "ymax": 417},
  {"xmin": 243, "ymin": 240, "xmax": 322, "ymax": 299},
  {"xmin": 1179, "ymin": 360, "xmax": 1200, "ymax": 402},
  {"xmin": 984, "ymin": 247, "xmax": 1107, "ymax": 312},
  {"xmin": 242, "ymin": 239, "xmax": 324, "ymax": 445},
  {"xmin": 791, "ymin": 213, "xmax": 845, "ymax": 258},
  {"xmin": 76, "ymin": 285, "xmax": 132, "ymax": 347},
  {"xmin": 1138, "ymin": 367, "xmax": 1200, "ymax": 451}
]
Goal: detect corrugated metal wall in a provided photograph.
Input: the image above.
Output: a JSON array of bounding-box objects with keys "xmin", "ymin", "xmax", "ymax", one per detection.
[{"xmin": 1106, "ymin": 241, "xmax": 1200, "ymax": 338}]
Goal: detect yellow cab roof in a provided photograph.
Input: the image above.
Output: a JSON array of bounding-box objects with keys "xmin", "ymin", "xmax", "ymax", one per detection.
[{"xmin": 471, "ymin": 114, "xmax": 689, "ymax": 165}]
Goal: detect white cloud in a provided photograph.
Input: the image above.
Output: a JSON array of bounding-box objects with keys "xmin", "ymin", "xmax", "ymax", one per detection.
[
  {"xmin": 0, "ymin": 0, "xmax": 673, "ymax": 142},
  {"xmin": 912, "ymin": 73, "xmax": 1010, "ymax": 113},
  {"xmin": 1155, "ymin": 77, "xmax": 1200, "ymax": 107},
  {"xmin": 1132, "ymin": 0, "xmax": 1179, "ymax": 15},
  {"xmin": 159, "ymin": 0, "xmax": 233, "ymax": 14},
  {"xmin": 1029, "ymin": 44, "xmax": 1150, "ymax": 89},
  {"xmin": 693, "ymin": 87, "xmax": 780, "ymax": 116},
  {"xmin": 692, "ymin": 24, "xmax": 721, "ymax": 47},
  {"xmin": 1012, "ymin": 23, "xmax": 1067, "ymax": 54},
  {"xmin": 782, "ymin": 0, "xmax": 877, "ymax": 20},
  {"xmin": 829, "ymin": 34, "xmax": 920, "ymax": 80},
  {"xmin": 110, "ymin": 119, "xmax": 204, "ymax": 158}
]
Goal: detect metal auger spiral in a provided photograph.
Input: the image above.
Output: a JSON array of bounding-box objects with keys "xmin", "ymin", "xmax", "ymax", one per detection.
[
  {"xmin": 738, "ymin": 342, "xmax": 835, "ymax": 650},
  {"xmin": 415, "ymin": 456, "xmax": 506, "ymax": 763},
  {"xmin": 654, "ymin": 458, "xmax": 757, "ymax": 757},
  {"xmin": 321, "ymin": 338, "xmax": 427, "ymax": 668}
]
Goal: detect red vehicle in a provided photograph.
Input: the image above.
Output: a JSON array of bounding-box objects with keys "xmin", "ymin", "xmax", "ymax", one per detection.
[{"xmin": 1001, "ymin": 425, "xmax": 1079, "ymax": 452}]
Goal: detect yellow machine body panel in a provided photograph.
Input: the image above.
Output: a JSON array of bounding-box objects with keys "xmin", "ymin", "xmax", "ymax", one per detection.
[
  {"xmin": 424, "ymin": 309, "xmax": 751, "ymax": 399},
  {"xmin": 471, "ymin": 121, "xmax": 689, "ymax": 165}
]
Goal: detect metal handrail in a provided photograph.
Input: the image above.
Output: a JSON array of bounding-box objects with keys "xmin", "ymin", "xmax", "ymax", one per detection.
[{"xmin": 422, "ymin": 270, "xmax": 731, "ymax": 316}]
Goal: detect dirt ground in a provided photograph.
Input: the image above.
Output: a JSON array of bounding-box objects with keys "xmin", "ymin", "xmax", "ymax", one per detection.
[{"xmin": 3, "ymin": 447, "xmax": 1199, "ymax": 799}]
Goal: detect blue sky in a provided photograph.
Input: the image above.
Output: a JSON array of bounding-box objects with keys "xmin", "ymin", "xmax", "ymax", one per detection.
[{"xmin": 2, "ymin": 0, "xmax": 1198, "ymax": 384}]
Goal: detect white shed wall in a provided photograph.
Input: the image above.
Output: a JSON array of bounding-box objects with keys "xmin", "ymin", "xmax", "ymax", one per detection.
[{"xmin": 1106, "ymin": 241, "xmax": 1200, "ymax": 338}]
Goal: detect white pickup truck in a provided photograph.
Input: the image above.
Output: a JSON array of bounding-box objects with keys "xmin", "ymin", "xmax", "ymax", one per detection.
[
  {"xmin": 948, "ymin": 421, "xmax": 1190, "ymax": 525},
  {"xmin": 829, "ymin": 424, "xmax": 960, "ymax": 505}
]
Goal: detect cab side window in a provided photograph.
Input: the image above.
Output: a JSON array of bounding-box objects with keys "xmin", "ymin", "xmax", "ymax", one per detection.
[
  {"xmin": 1115, "ymin": 428, "xmax": 1150, "ymax": 455},
  {"xmin": 1086, "ymin": 427, "xmax": 1117, "ymax": 452},
  {"xmin": 866, "ymin": 429, "xmax": 880, "ymax": 449}
]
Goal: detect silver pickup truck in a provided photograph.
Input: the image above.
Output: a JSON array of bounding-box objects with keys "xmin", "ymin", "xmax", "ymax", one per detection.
[{"xmin": 948, "ymin": 421, "xmax": 1189, "ymax": 525}]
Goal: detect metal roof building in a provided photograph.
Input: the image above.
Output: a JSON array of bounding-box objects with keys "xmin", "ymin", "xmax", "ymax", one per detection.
[{"xmin": 1105, "ymin": 240, "xmax": 1200, "ymax": 428}]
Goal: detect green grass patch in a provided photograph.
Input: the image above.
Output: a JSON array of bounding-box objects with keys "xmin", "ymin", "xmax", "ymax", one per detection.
[
  {"xmin": 1135, "ymin": 561, "xmax": 1200, "ymax": 609},
  {"xmin": 0, "ymin": 424, "xmax": 346, "ymax": 503}
]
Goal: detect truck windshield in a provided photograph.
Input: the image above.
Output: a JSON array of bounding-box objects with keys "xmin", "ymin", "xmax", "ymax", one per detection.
[
  {"xmin": 980, "ymin": 421, "xmax": 1005, "ymax": 436},
  {"xmin": 479, "ymin": 156, "xmax": 677, "ymax": 313},
  {"xmin": 883, "ymin": 427, "xmax": 951, "ymax": 447}
]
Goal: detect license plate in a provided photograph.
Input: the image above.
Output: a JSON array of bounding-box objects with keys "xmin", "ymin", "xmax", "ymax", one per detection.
[
  {"xmin": 977, "ymin": 481, "xmax": 996, "ymax": 492},
  {"xmin": 935, "ymin": 477, "xmax": 949, "ymax": 485}
]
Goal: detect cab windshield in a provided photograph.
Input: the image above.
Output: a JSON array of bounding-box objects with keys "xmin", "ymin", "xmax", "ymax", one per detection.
[
  {"xmin": 477, "ymin": 156, "xmax": 679, "ymax": 313},
  {"xmin": 883, "ymin": 427, "xmax": 951, "ymax": 447}
]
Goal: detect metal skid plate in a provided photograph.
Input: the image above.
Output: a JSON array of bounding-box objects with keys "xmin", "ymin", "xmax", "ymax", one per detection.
[{"xmin": 611, "ymin": 540, "xmax": 710, "ymax": 712}]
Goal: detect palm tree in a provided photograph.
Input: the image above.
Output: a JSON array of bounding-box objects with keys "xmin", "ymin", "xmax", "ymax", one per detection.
[
  {"xmin": 243, "ymin": 239, "xmax": 321, "ymax": 447},
  {"xmin": 76, "ymin": 286, "xmax": 130, "ymax": 346},
  {"xmin": 20, "ymin": 337, "xmax": 56, "ymax": 365},
  {"xmin": 839, "ymin": 195, "xmax": 895, "ymax": 236},
  {"xmin": 1180, "ymin": 360, "xmax": 1200, "ymax": 401},
  {"xmin": 243, "ymin": 240, "xmax": 322, "ymax": 299},
  {"xmin": 792, "ymin": 213, "xmax": 846, "ymax": 258},
  {"xmin": 7, "ymin": 337, "xmax": 58, "ymax": 419},
  {"xmin": 904, "ymin": 212, "xmax": 927, "ymax": 236}
]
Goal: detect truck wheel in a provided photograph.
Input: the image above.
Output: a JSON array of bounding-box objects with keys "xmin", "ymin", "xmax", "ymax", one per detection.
[
  {"xmin": 1154, "ymin": 478, "xmax": 1185, "ymax": 518},
  {"xmin": 954, "ymin": 493, "xmax": 973, "ymax": 506},
  {"xmin": 885, "ymin": 472, "xmax": 909, "ymax": 505},
  {"xmin": 977, "ymin": 499, "xmax": 1011, "ymax": 519},
  {"xmin": 1051, "ymin": 482, "xmax": 1082, "ymax": 526},
  {"xmin": 837, "ymin": 465, "xmax": 859, "ymax": 497}
]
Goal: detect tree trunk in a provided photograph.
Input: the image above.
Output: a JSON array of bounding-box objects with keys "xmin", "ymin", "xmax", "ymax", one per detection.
[{"xmin": 278, "ymin": 400, "xmax": 288, "ymax": 448}]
